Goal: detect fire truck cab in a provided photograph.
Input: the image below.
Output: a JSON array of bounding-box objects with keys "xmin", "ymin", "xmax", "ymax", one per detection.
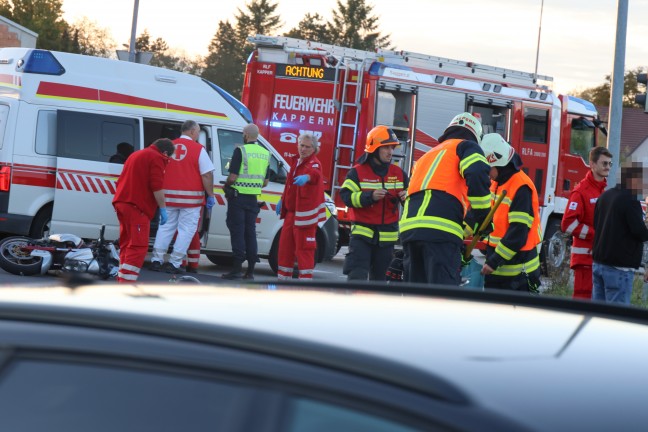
[
  {"xmin": 243, "ymin": 35, "xmax": 606, "ymax": 273},
  {"xmin": 0, "ymin": 48, "xmax": 339, "ymax": 273}
]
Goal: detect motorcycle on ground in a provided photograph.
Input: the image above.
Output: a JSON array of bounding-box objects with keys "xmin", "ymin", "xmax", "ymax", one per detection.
[{"xmin": 0, "ymin": 225, "xmax": 119, "ymax": 278}]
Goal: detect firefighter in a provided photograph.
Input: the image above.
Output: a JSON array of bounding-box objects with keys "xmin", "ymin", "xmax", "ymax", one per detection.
[
  {"xmin": 340, "ymin": 125, "xmax": 408, "ymax": 280},
  {"xmin": 150, "ymin": 120, "xmax": 216, "ymax": 274},
  {"xmin": 561, "ymin": 146, "xmax": 612, "ymax": 299},
  {"xmin": 276, "ymin": 133, "xmax": 326, "ymax": 280},
  {"xmin": 400, "ymin": 112, "xmax": 491, "ymax": 285},
  {"xmin": 222, "ymin": 123, "xmax": 271, "ymax": 280},
  {"xmin": 112, "ymin": 138, "xmax": 175, "ymax": 283},
  {"xmin": 480, "ymin": 133, "xmax": 542, "ymax": 292}
]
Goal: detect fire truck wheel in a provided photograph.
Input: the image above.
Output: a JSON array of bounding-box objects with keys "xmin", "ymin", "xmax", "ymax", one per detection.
[
  {"xmin": 540, "ymin": 218, "xmax": 570, "ymax": 277},
  {"xmin": 205, "ymin": 254, "xmax": 234, "ymax": 267},
  {"xmin": 29, "ymin": 206, "xmax": 52, "ymax": 239}
]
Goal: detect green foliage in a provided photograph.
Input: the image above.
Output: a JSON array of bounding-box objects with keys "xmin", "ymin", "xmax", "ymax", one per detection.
[
  {"xmin": 0, "ymin": 0, "xmax": 74, "ymax": 51},
  {"xmin": 571, "ymin": 67, "xmax": 646, "ymax": 108},
  {"xmin": 328, "ymin": 0, "xmax": 392, "ymax": 50},
  {"xmin": 69, "ymin": 17, "xmax": 116, "ymax": 58},
  {"xmin": 202, "ymin": 20, "xmax": 245, "ymax": 97},
  {"xmin": 284, "ymin": 13, "xmax": 333, "ymax": 43}
]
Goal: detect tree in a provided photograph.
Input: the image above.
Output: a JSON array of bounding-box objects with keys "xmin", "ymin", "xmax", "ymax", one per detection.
[
  {"xmin": 70, "ymin": 17, "xmax": 116, "ymax": 58},
  {"xmin": 202, "ymin": 21, "xmax": 244, "ymax": 97},
  {"xmin": 572, "ymin": 67, "xmax": 646, "ymax": 108},
  {"xmin": 327, "ymin": 0, "xmax": 392, "ymax": 50},
  {"xmin": 284, "ymin": 13, "xmax": 332, "ymax": 43},
  {"xmin": 0, "ymin": 0, "xmax": 74, "ymax": 51},
  {"xmin": 135, "ymin": 29, "xmax": 169, "ymax": 55}
]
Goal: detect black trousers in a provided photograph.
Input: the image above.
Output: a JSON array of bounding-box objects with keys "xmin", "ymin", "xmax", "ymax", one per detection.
[
  {"xmin": 403, "ymin": 240, "xmax": 461, "ymax": 286},
  {"xmin": 225, "ymin": 194, "xmax": 259, "ymax": 265},
  {"xmin": 343, "ymin": 235, "xmax": 394, "ymax": 281}
]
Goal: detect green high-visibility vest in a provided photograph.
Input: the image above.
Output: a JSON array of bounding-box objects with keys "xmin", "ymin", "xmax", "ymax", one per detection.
[{"xmin": 232, "ymin": 144, "xmax": 270, "ymax": 195}]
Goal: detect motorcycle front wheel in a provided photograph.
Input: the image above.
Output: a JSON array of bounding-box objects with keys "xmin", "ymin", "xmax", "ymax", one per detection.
[{"xmin": 0, "ymin": 236, "xmax": 43, "ymax": 276}]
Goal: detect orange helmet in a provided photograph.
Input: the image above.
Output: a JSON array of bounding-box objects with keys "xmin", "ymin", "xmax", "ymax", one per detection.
[{"xmin": 365, "ymin": 125, "xmax": 399, "ymax": 153}]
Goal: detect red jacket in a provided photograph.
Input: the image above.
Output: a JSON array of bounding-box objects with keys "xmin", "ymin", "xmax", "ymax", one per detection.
[
  {"xmin": 163, "ymin": 137, "xmax": 205, "ymax": 208},
  {"xmin": 113, "ymin": 145, "xmax": 169, "ymax": 219},
  {"xmin": 281, "ymin": 154, "xmax": 326, "ymax": 227},
  {"xmin": 561, "ymin": 170, "xmax": 607, "ymax": 267}
]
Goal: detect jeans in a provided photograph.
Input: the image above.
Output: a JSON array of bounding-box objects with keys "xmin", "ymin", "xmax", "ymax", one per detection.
[{"xmin": 592, "ymin": 262, "xmax": 634, "ymax": 304}]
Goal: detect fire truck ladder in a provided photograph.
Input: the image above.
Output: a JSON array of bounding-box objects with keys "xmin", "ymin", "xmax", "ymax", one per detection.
[{"xmin": 330, "ymin": 57, "xmax": 366, "ymax": 201}]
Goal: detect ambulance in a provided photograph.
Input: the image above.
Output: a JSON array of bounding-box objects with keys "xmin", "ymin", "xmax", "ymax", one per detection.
[{"xmin": 0, "ymin": 48, "xmax": 339, "ymax": 273}]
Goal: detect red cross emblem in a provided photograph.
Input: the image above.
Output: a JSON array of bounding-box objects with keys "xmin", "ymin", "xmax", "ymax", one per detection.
[{"xmin": 173, "ymin": 144, "xmax": 187, "ymax": 161}]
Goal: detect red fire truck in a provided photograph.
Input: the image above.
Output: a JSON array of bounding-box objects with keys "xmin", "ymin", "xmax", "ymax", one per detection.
[{"xmin": 242, "ymin": 35, "xmax": 607, "ymax": 273}]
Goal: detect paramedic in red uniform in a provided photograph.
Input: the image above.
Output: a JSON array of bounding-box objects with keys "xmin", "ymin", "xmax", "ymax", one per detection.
[
  {"xmin": 150, "ymin": 120, "xmax": 216, "ymax": 274},
  {"xmin": 276, "ymin": 133, "xmax": 326, "ymax": 280},
  {"xmin": 340, "ymin": 125, "xmax": 408, "ymax": 280},
  {"xmin": 112, "ymin": 138, "xmax": 175, "ymax": 283},
  {"xmin": 561, "ymin": 146, "xmax": 612, "ymax": 299}
]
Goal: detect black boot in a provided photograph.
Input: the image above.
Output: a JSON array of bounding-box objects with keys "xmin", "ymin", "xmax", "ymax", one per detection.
[
  {"xmin": 243, "ymin": 262, "xmax": 255, "ymax": 280},
  {"xmin": 221, "ymin": 261, "xmax": 243, "ymax": 280}
]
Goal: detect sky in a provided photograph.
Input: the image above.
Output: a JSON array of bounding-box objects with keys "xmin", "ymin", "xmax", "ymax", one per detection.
[{"xmin": 61, "ymin": 0, "xmax": 648, "ymax": 95}]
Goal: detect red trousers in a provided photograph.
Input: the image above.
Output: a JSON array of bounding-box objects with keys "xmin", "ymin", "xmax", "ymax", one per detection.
[
  {"xmin": 114, "ymin": 203, "xmax": 151, "ymax": 283},
  {"xmin": 182, "ymin": 231, "xmax": 200, "ymax": 270},
  {"xmin": 277, "ymin": 211, "xmax": 317, "ymax": 280},
  {"xmin": 572, "ymin": 265, "xmax": 593, "ymax": 299}
]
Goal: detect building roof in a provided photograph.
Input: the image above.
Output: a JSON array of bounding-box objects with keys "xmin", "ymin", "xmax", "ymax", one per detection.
[
  {"xmin": 597, "ymin": 106, "xmax": 648, "ymax": 157},
  {"xmin": 0, "ymin": 15, "xmax": 38, "ymax": 37}
]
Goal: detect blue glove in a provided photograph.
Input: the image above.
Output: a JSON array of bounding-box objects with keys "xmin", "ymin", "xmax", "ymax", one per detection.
[
  {"xmin": 159, "ymin": 208, "xmax": 168, "ymax": 225},
  {"xmin": 206, "ymin": 196, "xmax": 216, "ymax": 210},
  {"xmin": 275, "ymin": 199, "xmax": 282, "ymax": 216},
  {"xmin": 293, "ymin": 174, "xmax": 309, "ymax": 186}
]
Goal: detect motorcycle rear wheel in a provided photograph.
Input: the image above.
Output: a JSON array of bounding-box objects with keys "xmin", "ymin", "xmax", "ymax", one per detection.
[{"xmin": 0, "ymin": 236, "xmax": 43, "ymax": 276}]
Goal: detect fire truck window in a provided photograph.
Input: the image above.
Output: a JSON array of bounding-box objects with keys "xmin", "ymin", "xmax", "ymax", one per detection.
[
  {"xmin": 522, "ymin": 107, "xmax": 548, "ymax": 144},
  {"xmin": 570, "ymin": 117, "xmax": 595, "ymax": 162},
  {"xmin": 36, "ymin": 110, "xmax": 57, "ymax": 156},
  {"xmin": 216, "ymin": 129, "xmax": 244, "ymax": 175}
]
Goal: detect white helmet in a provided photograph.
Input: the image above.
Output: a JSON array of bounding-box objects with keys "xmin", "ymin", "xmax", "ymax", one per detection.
[
  {"xmin": 481, "ymin": 133, "xmax": 515, "ymax": 167},
  {"xmin": 444, "ymin": 112, "xmax": 483, "ymax": 144}
]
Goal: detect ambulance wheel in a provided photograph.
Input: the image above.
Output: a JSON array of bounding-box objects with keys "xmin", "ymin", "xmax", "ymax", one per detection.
[
  {"xmin": 540, "ymin": 218, "xmax": 569, "ymax": 276},
  {"xmin": 0, "ymin": 236, "xmax": 43, "ymax": 276},
  {"xmin": 205, "ymin": 254, "xmax": 234, "ymax": 267},
  {"xmin": 29, "ymin": 206, "xmax": 52, "ymax": 239}
]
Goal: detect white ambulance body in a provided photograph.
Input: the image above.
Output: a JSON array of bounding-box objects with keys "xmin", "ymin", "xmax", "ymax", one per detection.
[{"xmin": 0, "ymin": 48, "xmax": 338, "ymax": 271}]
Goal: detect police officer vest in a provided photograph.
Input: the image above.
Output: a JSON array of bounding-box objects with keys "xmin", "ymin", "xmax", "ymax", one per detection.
[
  {"xmin": 407, "ymin": 139, "xmax": 469, "ymax": 213},
  {"xmin": 487, "ymin": 171, "xmax": 542, "ymax": 251},
  {"xmin": 232, "ymin": 144, "xmax": 270, "ymax": 195}
]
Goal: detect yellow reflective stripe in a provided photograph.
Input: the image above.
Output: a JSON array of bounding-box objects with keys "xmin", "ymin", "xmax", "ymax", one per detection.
[
  {"xmin": 509, "ymin": 211, "xmax": 533, "ymax": 228},
  {"xmin": 351, "ymin": 192, "xmax": 363, "ymax": 208},
  {"xmin": 400, "ymin": 216, "xmax": 463, "ymax": 239},
  {"xmin": 495, "ymin": 242, "xmax": 516, "ymax": 260},
  {"xmin": 459, "ymin": 153, "xmax": 487, "ymax": 177},
  {"xmin": 418, "ymin": 190, "xmax": 432, "ymax": 218},
  {"xmin": 379, "ymin": 231, "xmax": 398, "ymax": 242},
  {"xmin": 385, "ymin": 182, "xmax": 404, "ymax": 189},
  {"xmin": 420, "ymin": 150, "xmax": 446, "ymax": 188},
  {"xmin": 342, "ymin": 178, "xmax": 361, "ymax": 192},
  {"xmin": 351, "ymin": 225, "xmax": 374, "ymax": 238},
  {"xmin": 492, "ymin": 256, "xmax": 540, "ymax": 276},
  {"xmin": 501, "ymin": 196, "xmax": 512, "ymax": 206},
  {"xmin": 469, "ymin": 194, "xmax": 491, "ymax": 210},
  {"xmin": 359, "ymin": 182, "xmax": 384, "ymax": 189}
]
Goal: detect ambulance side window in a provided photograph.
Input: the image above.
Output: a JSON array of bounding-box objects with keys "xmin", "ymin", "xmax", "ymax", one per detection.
[
  {"xmin": 57, "ymin": 111, "xmax": 140, "ymax": 162},
  {"xmin": 216, "ymin": 129, "xmax": 243, "ymax": 175},
  {"xmin": 36, "ymin": 110, "xmax": 57, "ymax": 155}
]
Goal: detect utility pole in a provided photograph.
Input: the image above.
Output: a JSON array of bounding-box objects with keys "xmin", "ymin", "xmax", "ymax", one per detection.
[
  {"xmin": 607, "ymin": 0, "xmax": 629, "ymax": 187},
  {"xmin": 533, "ymin": 0, "xmax": 544, "ymax": 83},
  {"xmin": 128, "ymin": 0, "xmax": 140, "ymax": 63}
]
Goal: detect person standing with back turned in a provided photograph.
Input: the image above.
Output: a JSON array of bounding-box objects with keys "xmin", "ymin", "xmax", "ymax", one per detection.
[
  {"xmin": 150, "ymin": 120, "xmax": 216, "ymax": 274},
  {"xmin": 340, "ymin": 125, "xmax": 408, "ymax": 280},
  {"xmin": 112, "ymin": 138, "xmax": 175, "ymax": 283},
  {"xmin": 221, "ymin": 123, "xmax": 270, "ymax": 280},
  {"xmin": 400, "ymin": 113, "xmax": 491, "ymax": 285},
  {"xmin": 561, "ymin": 146, "xmax": 612, "ymax": 299},
  {"xmin": 276, "ymin": 133, "xmax": 325, "ymax": 280}
]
